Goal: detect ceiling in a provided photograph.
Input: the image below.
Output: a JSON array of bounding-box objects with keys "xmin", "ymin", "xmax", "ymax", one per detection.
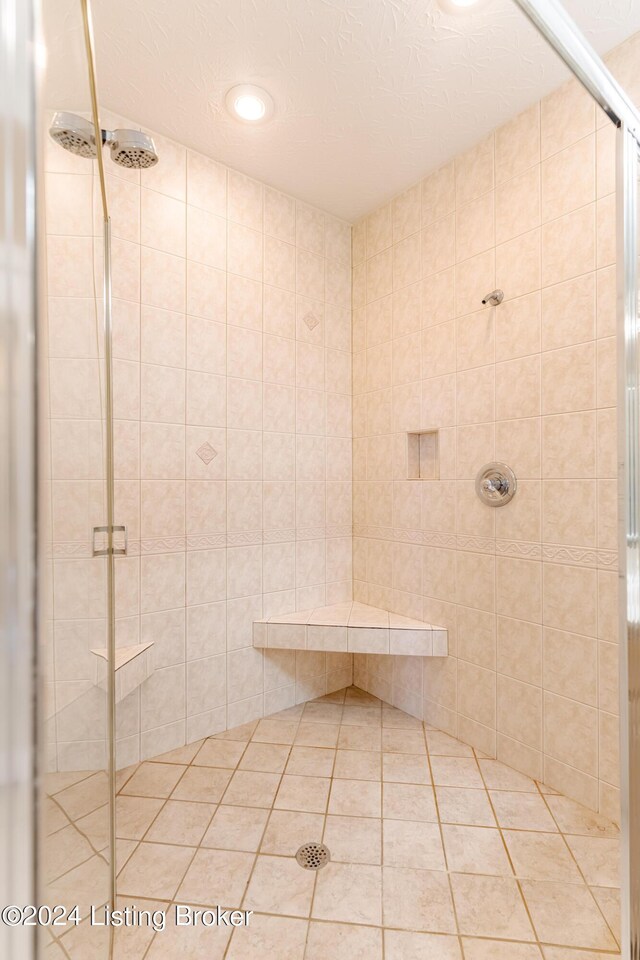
[{"xmin": 44, "ymin": 0, "xmax": 640, "ymax": 221}]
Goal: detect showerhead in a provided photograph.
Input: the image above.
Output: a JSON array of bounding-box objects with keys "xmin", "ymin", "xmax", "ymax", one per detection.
[
  {"xmin": 48, "ymin": 111, "xmax": 97, "ymax": 158},
  {"xmin": 108, "ymin": 129, "xmax": 159, "ymax": 169},
  {"xmin": 48, "ymin": 112, "xmax": 159, "ymax": 170}
]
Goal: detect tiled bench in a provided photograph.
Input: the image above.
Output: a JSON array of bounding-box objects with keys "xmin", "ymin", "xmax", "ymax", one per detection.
[{"xmin": 253, "ymin": 602, "xmax": 447, "ymax": 657}]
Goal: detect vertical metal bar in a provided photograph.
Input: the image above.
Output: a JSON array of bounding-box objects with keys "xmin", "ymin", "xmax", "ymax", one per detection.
[
  {"xmin": 102, "ymin": 217, "xmax": 117, "ymax": 921},
  {"xmin": 79, "ymin": 0, "xmax": 116, "ymax": 921},
  {"xmin": 618, "ymin": 122, "xmax": 640, "ymax": 960}
]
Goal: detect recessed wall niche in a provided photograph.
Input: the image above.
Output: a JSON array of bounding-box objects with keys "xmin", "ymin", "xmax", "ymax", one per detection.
[{"xmin": 407, "ymin": 430, "xmax": 439, "ymax": 480}]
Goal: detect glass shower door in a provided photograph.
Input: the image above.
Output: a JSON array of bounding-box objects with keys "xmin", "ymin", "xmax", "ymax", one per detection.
[{"xmin": 38, "ymin": 1, "xmax": 114, "ymax": 956}]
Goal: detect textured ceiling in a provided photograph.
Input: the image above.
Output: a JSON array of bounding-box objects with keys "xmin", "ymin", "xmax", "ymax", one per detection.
[{"xmin": 44, "ymin": 0, "xmax": 640, "ymax": 221}]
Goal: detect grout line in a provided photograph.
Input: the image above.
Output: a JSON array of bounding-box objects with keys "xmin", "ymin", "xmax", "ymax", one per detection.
[
  {"xmin": 221, "ymin": 706, "xmax": 305, "ymax": 958},
  {"xmin": 473, "ymin": 748, "xmax": 544, "ymax": 950},
  {"xmin": 536, "ymin": 781, "xmax": 621, "ymax": 950},
  {"xmin": 422, "ymin": 707, "xmax": 465, "ymax": 959}
]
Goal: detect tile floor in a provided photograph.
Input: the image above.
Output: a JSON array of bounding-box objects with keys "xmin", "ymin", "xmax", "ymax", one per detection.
[{"xmin": 44, "ymin": 686, "xmax": 621, "ymax": 959}]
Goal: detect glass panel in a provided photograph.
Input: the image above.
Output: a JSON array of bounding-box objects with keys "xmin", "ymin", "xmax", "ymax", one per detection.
[
  {"xmin": 38, "ymin": 3, "xmax": 112, "ymax": 957},
  {"xmin": 620, "ymin": 128, "xmax": 640, "ymax": 960}
]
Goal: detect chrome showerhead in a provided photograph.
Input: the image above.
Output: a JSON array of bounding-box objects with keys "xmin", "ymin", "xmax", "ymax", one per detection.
[
  {"xmin": 48, "ymin": 112, "xmax": 159, "ymax": 170},
  {"xmin": 48, "ymin": 111, "xmax": 97, "ymax": 158},
  {"xmin": 108, "ymin": 129, "xmax": 158, "ymax": 169}
]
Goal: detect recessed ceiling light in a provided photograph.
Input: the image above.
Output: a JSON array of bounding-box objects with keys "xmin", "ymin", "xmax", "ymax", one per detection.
[
  {"xmin": 225, "ymin": 84, "xmax": 274, "ymax": 123},
  {"xmin": 438, "ymin": 0, "xmax": 486, "ymax": 11}
]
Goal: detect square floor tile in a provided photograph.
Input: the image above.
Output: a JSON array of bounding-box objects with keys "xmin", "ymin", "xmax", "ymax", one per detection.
[
  {"xmin": 383, "ymin": 782, "xmax": 437, "ymax": 821},
  {"xmin": 490, "ymin": 791, "xmax": 558, "ymax": 831},
  {"xmin": 328, "ymin": 778, "xmax": 381, "ymax": 817},
  {"xmin": 145, "ymin": 800, "xmax": 215, "ymax": 846},
  {"xmin": 259, "ymin": 809, "xmax": 324, "ymax": 858},
  {"xmin": 171, "ymin": 766, "xmax": 232, "ymax": 803},
  {"xmin": 564, "ymin": 835, "xmax": 620, "ymax": 887},
  {"xmin": 341, "ymin": 705, "xmax": 382, "ymax": 727},
  {"xmin": 383, "ymin": 819, "xmax": 445, "ymax": 870},
  {"xmin": 244, "ymin": 854, "xmax": 315, "ymax": 917},
  {"xmin": 193, "ymin": 739, "xmax": 246, "ymax": 768},
  {"xmin": 427, "ymin": 731, "xmax": 474, "ymax": 757},
  {"xmin": 274, "ymin": 774, "xmax": 331, "ymax": 813},
  {"xmin": 115, "ymin": 795, "xmax": 164, "ymax": 839},
  {"xmin": 520, "ymin": 879, "xmax": 618, "ymax": 949},
  {"xmin": 451, "ymin": 873, "xmax": 535, "ymax": 940},
  {"xmin": 222, "ymin": 770, "xmax": 281, "ymax": 807},
  {"xmin": 118, "ymin": 842, "xmax": 195, "ymax": 900},
  {"xmin": 306, "ymin": 921, "xmax": 382, "ymax": 959},
  {"xmin": 285, "ymin": 745, "xmax": 335, "ymax": 777},
  {"xmin": 478, "ymin": 760, "xmax": 537, "ymax": 792},
  {"xmin": 382, "ymin": 707, "xmax": 424, "ymax": 731},
  {"xmin": 294, "ymin": 722, "xmax": 340, "ymax": 748},
  {"xmin": 302, "ymin": 702, "xmax": 344, "ymax": 724},
  {"xmin": 252, "ymin": 719, "xmax": 299, "ymax": 744},
  {"xmin": 120, "ymin": 762, "xmax": 187, "ymax": 799},
  {"xmin": 430, "ymin": 757, "xmax": 484, "ymax": 789},
  {"xmin": 338, "ymin": 725, "xmax": 382, "ymax": 751},
  {"xmin": 442, "ymin": 824, "xmax": 513, "ymax": 876},
  {"xmin": 382, "ymin": 728, "xmax": 426, "ymax": 754},
  {"xmin": 383, "ymin": 866, "xmax": 456, "ymax": 933},
  {"xmin": 504, "ymin": 831, "xmax": 582, "ymax": 881},
  {"xmin": 177, "ymin": 848, "xmax": 254, "ymax": 907},
  {"xmin": 384, "ymin": 930, "xmax": 462, "ymax": 959},
  {"xmin": 312, "ymin": 861, "xmax": 382, "ymax": 925},
  {"xmin": 591, "ymin": 885, "xmax": 620, "ymax": 941},
  {"xmin": 145, "ymin": 908, "xmax": 231, "ymax": 959},
  {"xmin": 323, "ymin": 814, "xmax": 382, "ymax": 864},
  {"xmin": 201, "ymin": 804, "xmax": 269, "ymax": 852},
  {"xmin": 544, "ymin": 796, "xmax": 619, "ymax": 838},
  {"xmin": 226, "ymin": 914, "xmax": 307, "ymax": 960},
  {"xmin": 333, "ymin": 748, "xmax": 381, "ymax": 780},
  {"xmin": 435, "ymin": 786, "xmax": 495, "ymax": 826},
  {"xmin": 238, "ymin": 742, "xmax": 290, "ymax": 773},
  {"xmin": 382, "ymin": 753, "xmax": 430, "ymax": 784}
]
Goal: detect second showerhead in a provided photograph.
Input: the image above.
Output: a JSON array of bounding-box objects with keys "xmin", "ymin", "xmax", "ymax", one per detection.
[{"xmin": 48, "ymin": 112, "xmax": 159, "ymax": 169}]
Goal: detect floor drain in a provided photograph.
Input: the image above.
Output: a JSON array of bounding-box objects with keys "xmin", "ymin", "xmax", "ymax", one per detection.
[{"xmin": 295, "ymin": 842, "xmax": 330, "ymax": 870}]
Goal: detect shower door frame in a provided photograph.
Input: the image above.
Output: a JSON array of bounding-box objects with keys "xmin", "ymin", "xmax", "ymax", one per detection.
[
  {"xmin": 0, "ymin": 0, "xmax": 637, "ymax": 958},
  {"xmin": 0, "ymin": 0, "xmax": 38, "ymax": 957},
  {"xmin": 512, "ymin": 1, "xmax": 640, "ymax": 957}
]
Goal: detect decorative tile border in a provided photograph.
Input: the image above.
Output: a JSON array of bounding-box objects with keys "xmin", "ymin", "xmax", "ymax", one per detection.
[
  {"xmin": 354, "ymin": 525, "xmax": 618, "ymax": 571},
  {"xmin": 49, "ymin": 524, "xmax": 618, "ymax": 570},
  {"xmin": 50, "ymin": 525, "xmax": 354, "ymax": 559}
]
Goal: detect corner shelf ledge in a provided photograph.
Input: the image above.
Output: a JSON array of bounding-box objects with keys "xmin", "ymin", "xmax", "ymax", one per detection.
[
  {"xmin": 253, "ymin": 602, "xmax": 447, "ymax": 657},
  {"xmin": 91, "ymin": 642, "xmax": 154, "ymax": 703}
]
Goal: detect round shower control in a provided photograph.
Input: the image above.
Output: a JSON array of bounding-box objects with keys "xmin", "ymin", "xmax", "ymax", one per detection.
[{"xmin": 475, "ymin": 462, "xmax": 517, "ymax": 507}]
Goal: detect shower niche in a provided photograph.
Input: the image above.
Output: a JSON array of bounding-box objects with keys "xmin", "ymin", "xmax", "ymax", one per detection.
[{"xmin": 407, "ymin": 430, "xmax": 439, "ymax": 480}]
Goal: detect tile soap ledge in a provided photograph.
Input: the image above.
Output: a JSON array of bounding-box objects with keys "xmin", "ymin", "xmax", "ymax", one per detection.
[
  {"xmin": 253, "ymin": 601, "xmax": 447, "ymax": 656},
  {"xmin": 91, "ymin": 642, "xmax": 154, "ymax": 703}
]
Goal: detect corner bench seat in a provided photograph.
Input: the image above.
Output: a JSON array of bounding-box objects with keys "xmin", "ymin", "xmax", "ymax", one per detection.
[{"xmin": 253, "ymin": 602, "xmax": 447, "ymax": 657}]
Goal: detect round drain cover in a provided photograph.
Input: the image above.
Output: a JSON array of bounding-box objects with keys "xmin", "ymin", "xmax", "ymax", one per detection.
[{"xmin": 295, "ymin": 842, "xmax": 330, "ymax": 870}]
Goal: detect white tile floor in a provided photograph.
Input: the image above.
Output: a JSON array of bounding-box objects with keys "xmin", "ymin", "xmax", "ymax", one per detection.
[{"xmin": 44, "ymin": 687, "xmax": 621, "ymax": 959}]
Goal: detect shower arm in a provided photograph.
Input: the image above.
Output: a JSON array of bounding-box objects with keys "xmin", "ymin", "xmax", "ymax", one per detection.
[{"xmin": 481, "ymin": 289, "xmax": 504, "ymax": 306}]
